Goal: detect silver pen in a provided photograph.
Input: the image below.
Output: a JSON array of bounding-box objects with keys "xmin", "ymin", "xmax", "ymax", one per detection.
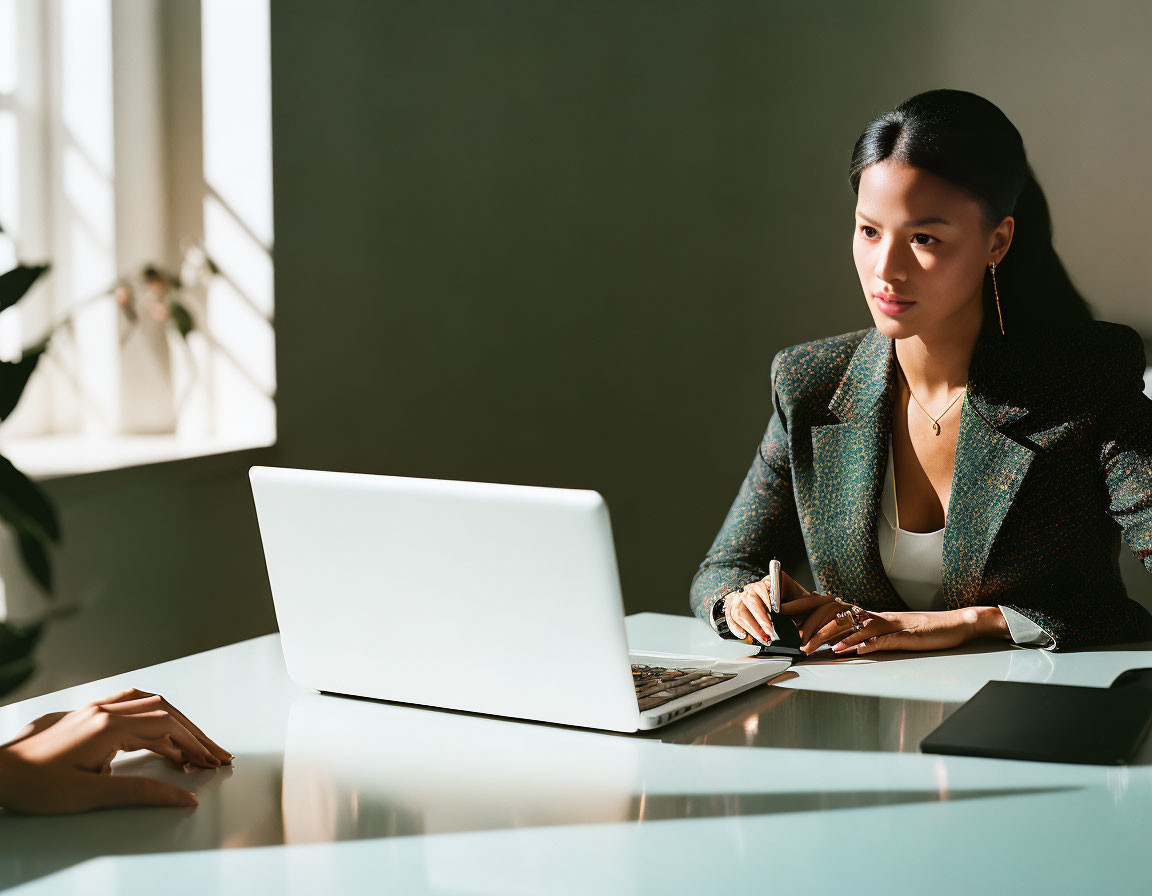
[{"xmin": 768, "ymin": 558, "xmax": 782, "ymax": 614}]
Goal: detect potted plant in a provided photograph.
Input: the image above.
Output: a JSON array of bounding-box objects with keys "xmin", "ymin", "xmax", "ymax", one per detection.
[
  {"xmin": 0, "ymin": 239, "xmax": 220, "ymax": 700},
  {"xmin": 0, "ymin": 259, "xmax": 60, "ymax": 699}
]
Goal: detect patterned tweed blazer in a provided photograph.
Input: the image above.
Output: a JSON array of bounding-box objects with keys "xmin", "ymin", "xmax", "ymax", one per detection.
[{"xmin": 689, "ymin": 319, "xmax": 1152, "ymax": 650}]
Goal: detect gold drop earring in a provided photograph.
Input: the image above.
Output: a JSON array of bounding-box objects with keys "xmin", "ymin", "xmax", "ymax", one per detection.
[
  {"xmin": 886, "ymin": 444, "xmax": 899, "ymax": 575},
  {"xmin": 989, "ymin": 261, "xmax": 1005, "ymax": 335}
]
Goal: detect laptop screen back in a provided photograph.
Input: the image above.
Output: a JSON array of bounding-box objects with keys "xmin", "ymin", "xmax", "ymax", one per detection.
[{"xmin": 249, "ymin": 466, "xmax": 641, "ymax": 731}]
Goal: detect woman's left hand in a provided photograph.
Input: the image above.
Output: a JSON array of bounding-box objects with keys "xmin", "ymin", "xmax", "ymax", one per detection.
[
  {"xmin": 816, "ymin": 606, "xmax": 987, "ymax": 655},
  {"xmin": 775, "ymin": 590, "xmax": 843, "ymax": 642}
]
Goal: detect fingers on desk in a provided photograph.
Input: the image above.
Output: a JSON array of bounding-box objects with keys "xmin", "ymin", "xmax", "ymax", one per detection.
[
  {"xmin": 94, "ymin": 688, "xmax": 232, "ymax": 765},
  {"xmin": 798, "ymin": 601, "xmax": 850, "ymax": 646},
  {"xmin": 94, "ymin": 709, "xmax": 218, "ymax": 770},
  {"xmin": 834, "ymin": 618, "xmax": 904, "ymax": 654},
  {"xmin": 85, "ymin": 772, "xmax": 198, "ymax": 810}
]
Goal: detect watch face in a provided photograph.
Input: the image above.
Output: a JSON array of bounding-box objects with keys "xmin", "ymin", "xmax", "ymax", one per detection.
[{"xmin": 714, "ymin": 592, "xmax": 741, "ymax": 639}]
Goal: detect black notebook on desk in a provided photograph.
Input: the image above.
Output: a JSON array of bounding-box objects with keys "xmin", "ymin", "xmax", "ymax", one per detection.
[{"xmin": 920, "ymin": 678, "xmax": 1152, "ymax": 765}]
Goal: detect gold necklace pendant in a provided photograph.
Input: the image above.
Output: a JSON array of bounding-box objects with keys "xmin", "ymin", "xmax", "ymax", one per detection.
[{"xmin": 896, "ymin": 363, "xmax": 964, "ymax": 438}]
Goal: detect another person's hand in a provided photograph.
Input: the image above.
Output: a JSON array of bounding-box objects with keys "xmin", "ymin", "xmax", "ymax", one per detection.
[
  {"xmin": 0, "ymin": 688, "xmax": 232, "ymax": 815},
  {"xmin": 723, "ymin": 568, "xmax": 823, "ymax": 645}
]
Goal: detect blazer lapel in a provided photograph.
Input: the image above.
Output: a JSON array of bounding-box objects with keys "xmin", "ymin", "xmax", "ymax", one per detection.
[
  {"xmin": 811, "ymin": 328, "xmax": 905, "ymax": 610},
  {"xmin": 810, "ymin": 325, "xmax": 1036, "ymax": 610},
  {"xmin": 941, "ymin": 328, "xmax": 1036, "ymax": 607}
]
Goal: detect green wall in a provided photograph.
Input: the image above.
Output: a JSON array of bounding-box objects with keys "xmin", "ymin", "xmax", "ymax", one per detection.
[
  {"xmin": 270, "ymin": 1, "xmax": 1152, "ymax": 617},
  {"xmin": 269, "ymin": 1, "xmax": 946, "ymax": 611}
]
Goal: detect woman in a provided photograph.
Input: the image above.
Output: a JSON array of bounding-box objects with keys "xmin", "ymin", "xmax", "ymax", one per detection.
[
  {"xmin": 0, "ymin": 688, "xmax": 230, "ymax": 814},
  {"xmin": 689, "ymin": 88, "xmax": 1152, "ymax": 655}
]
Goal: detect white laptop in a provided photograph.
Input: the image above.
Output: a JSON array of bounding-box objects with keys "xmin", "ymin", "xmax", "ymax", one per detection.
[{"xmin": 248, "ymin": 466, "xmax": 793, "ymax": 732}]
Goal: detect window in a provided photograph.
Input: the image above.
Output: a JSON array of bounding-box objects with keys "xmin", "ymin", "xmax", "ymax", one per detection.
[{"xmin": 0, "ymin": 0, "xmax": 275, "ymax": 477}]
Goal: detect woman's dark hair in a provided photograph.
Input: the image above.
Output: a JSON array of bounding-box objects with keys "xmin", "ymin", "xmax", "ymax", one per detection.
[{"xmin": 849, "ymin": 88, "xmax": 1093, "ymax": 337}]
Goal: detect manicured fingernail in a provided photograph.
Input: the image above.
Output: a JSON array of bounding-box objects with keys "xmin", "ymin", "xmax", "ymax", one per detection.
[
  {"xmin": 183, "ymin": 762, "xmax": 196, "ymax": 773},
  {"xmin": 184, "ymin": 792, "xmax": 198, "ymax": 806}
]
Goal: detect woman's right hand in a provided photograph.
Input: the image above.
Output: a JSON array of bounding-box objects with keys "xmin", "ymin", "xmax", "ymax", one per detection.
[{"xmin": 723, "ymin": 568, "xmax": 813, "ymax": 645}]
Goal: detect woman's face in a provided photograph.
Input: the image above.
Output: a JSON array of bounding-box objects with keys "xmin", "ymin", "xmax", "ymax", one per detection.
[{"xmin": 852, "ymin": 160, "xmax": 1013, "ymax": 342}]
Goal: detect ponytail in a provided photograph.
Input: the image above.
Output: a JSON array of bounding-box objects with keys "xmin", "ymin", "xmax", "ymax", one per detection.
[{"xmin": 983, "ymin": 166, "xmax": 1094, "ymax": 338}]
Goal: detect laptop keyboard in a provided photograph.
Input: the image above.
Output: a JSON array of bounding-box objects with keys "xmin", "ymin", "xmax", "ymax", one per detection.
[{"xmin": 632, "ymin": 664, "xmax": 736, "ymax": 711}]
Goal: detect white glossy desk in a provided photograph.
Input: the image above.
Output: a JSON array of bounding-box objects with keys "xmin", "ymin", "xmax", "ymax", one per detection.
[{"xmin": 2, "ymin": 613, "xmax": 1150, "ymax": 895}]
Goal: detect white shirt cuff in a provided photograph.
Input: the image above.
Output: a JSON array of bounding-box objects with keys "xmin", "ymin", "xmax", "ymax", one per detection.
[{"xmin": 998, "ymin": 605, "xmax": 1056, "ymax": 650}]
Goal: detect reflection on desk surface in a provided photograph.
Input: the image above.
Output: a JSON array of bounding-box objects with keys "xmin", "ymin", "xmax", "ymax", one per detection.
[
  {"xmin": 283, "ymin": 692, "xmax": 637, "ymax": 843},
  {"xmin": 648, "ymin": 677, "xmax": 964, "ymax": 751},
  {"xmin": 278, "ymin": 691, "xmax": 1072, "ymax": 848}
]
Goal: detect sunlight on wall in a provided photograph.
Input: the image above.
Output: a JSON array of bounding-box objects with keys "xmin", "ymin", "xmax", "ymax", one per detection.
[
  {"xmin": 0, "ymin": 0, "xmax": 276, "ymax": 455},
  {"xmin": 0, "ymin": 0, "xmax": 15, "ymax": 95},
  {"xmin": 58, "ymin": 0, "xmax": 118, "ymax": 433},
  {"xmin": 0, "ymin": 0, "xmax": 21, "ymax": 363},
  {"xmin": 199, "ymin": 0, "xmax": 275, "ymax": 445}
]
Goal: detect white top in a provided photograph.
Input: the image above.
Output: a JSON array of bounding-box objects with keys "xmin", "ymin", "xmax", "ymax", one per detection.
[
  {"xmin": 877, "ymin": 441, "xmax": 946, "ymax": 611},
  {"xmin": 877, "ymin": 440, "xmax": 1054, "ymax": 648}
]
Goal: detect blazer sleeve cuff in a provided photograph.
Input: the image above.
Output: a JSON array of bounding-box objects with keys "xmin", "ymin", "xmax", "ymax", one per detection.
[{"xmin": 997, "ymin": 605, "xmax": 1057, "ymax": 651}]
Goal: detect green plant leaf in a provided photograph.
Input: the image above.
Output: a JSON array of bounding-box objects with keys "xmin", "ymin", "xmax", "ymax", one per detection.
[
  {"xmin": 17, "ymin": 532, "xmax": 52, "ymax": 593},
  {"xmin": 169, "ymin": 301, "xmax": 194, "ymax": 338},
  {"xmin": 0, "ymin": 655, "xmax": 36, "ymax": 698},
  {"xmin": 0, "ymin": 348, "xmax": 45, "ymax": 421},
  {"xmin": 0, "ymin": 619, "xmax": 41, "ymax": 656},
  {"xmin": 0, "ymin": 453, "xmax": 60, "ymax": 546},
  {"xmin": 0, "ymin": 619, "xmax": 42, "ymax": 698},
  {"xmin": 0, "ymin": 264, "xmax": 50, "ymax": 315}
]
